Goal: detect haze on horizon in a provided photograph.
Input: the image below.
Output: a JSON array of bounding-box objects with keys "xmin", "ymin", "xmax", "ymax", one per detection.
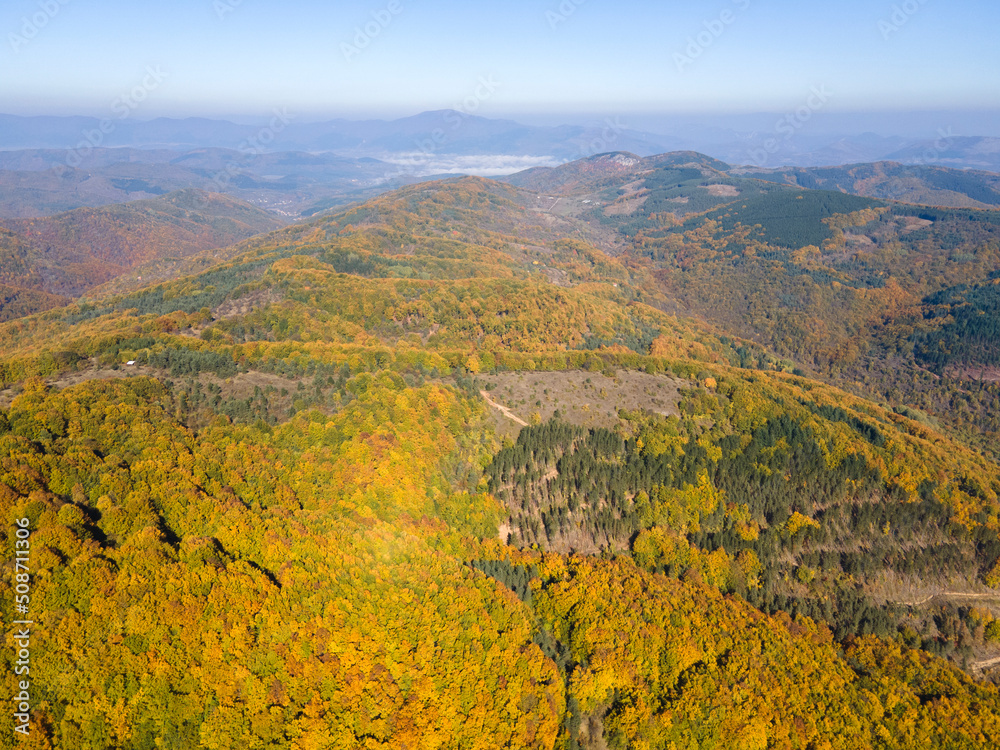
[{"xmin": 2, "ymin": 0, "xmax": 998, "ymax": 128}]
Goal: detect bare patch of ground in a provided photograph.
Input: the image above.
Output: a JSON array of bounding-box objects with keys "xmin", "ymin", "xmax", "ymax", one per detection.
[
  {"xmin": 945, "ymin": 365, "xmax": 1000, "ymax": 383},
  {"xmin": 577, "ymin": 712, "xmax": 611, "ymax": 750},
  {"xmin": 703, "ymin": 184, "xmax": 740, "ymax": 197},
  {"xmin": 211, "ymin": 370, "xmax": 301, "ymax": 402},
  {"xmin": 479, "ymin": 369, "xmax": 687, "ymax": 439},
  {"xmin": 844, "ymin": 232, "xmax": 875, "ymax": 246},
  {"xmin": 542, "ymin": 267, "xmax": 573, "ymax": 287},
  {"xmin": 480, "ymin": 390, "xmax": 528, "ymax": 427},
  {"xmin": 900, "ymin": 216, "xmax": 934, "ymax": 233},
  {"xmin": 975, "ymin": 655, "xmax": 1000, "ymax": 674},
  {"xmin": 528, "ymin": 191, "xmax": 631, "ymax": 255},
  {"xmin": 869, "ymin": 571, "xmax": 1000, "ymax": 623},
  {"xmin": 603, "ymin": 194, "xmax": 648, "ymax": 216}
]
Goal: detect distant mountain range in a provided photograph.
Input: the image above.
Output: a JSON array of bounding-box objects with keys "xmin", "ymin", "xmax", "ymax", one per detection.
[
  {"xmin": 0, "ymin": 111, "xmax": 679, "ymax": 163},
  {"xmin": 0, "ymin": 148, "xmax": 393, "ymax": 218},
  {"xmin": 3, "ymin": 111, "xmax": 999, "ymax": 173},
  {"xmin": 3, "ymin": 144, "xmax": 999, "ymax": 224}
]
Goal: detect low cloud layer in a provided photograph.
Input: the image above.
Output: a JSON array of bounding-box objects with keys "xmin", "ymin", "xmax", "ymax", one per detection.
[{"xmin": 380, "ymin": 153, "xmax": 562, "ymax": 177}]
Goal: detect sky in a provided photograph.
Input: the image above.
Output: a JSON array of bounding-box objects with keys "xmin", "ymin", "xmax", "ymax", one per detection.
[{"xmin": 2, "ymin": 0, "xmax": 999, "ymax": 125}]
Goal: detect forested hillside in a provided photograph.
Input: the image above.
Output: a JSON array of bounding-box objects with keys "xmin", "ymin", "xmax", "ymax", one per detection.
[
  {"xmin": 0, "ymin": 147, "xmax": 395, "ymax": 219},
  {"xmin": 734, "ymin": 161, "xmax": 1000, "ymax": 209},
  {"xmin": 0, "ymin": 229, "xmax": 69, "ymax": 320},
  {"xmin": 527, "ymin": 156, "xmax": 1000, "ymax": 461},
  {"xmin": 0, "ymin": 190, "xmax": 286, "ymax": 301},
  {"xmin": 1, "ymin": 169, "xmax": 999, "ymax": 748},
  {"xmin": 507, "ymin": 151, "xmax": 1000, "ymax": 210}
]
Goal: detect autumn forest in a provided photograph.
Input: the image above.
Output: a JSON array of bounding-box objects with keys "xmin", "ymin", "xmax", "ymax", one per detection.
[{"xmin": 2, "ymin": 152, "xmax": 1000, "ymax": 749}]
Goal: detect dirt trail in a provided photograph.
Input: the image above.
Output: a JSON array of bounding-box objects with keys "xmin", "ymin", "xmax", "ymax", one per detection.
[
  {"xmin": 896, "ymin": 592, "xmax": 1000, "ymax": 608},
  {"xmin": 480, "ymin": 390, "xmax": 529, "ymax": 427},
  {"xmin": 974, "ymin": 656, "xmax": 1000, "ymax": 672}
]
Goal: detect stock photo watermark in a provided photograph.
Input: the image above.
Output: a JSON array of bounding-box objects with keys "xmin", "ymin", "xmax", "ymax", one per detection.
[
  {"xmin": 237, "ymin": 108, "xmax": 295, "ymax": 154},
  {"xmin": 879, "ymin": 0, "xmax": 930, "ymax": 40},
  {"xmin": 546, "ymin": 0, "xmax": 588, "ymax": 30},
  {"xmin": 674, "ymin": 0, "xmax": 751, "ymax": 72},
  {"xmin": 64, "ymin": 66, "xmax": 169, "ymax": 168},
  {"xmin": 8, "ymin": 0, "xmax": 72, "ymax": 53},
  {"xmin": 204, "ymin": 108, "xmax": 296, "ymax": 195},
  {"xmin": 10, "ymin": 518, "xmax": 33, "ymax": 738},
  {"xmin": 341, "ymin": 0, "xmax": 404, "ymax": 63},
  {"xmin": 907, "ymin": 127, "xmax": 957, "ymax": 165},
  {"xmin": 747, "ymin": 85, "xmax": 832, "ymax": 167},
  {"xmin": 577, "ymin": 116, "xmax": 627, "ymax": 159},
  {"xmin": 382, "ymin": 76, "xmax": 501, "ymax": 182},
  {"xmin": 214, "ymin": 0, "xmax": 246, "ymax": 21},
  {"xmin": 440, "ymin": 76, "xmax": 500, "ymax": 128}
]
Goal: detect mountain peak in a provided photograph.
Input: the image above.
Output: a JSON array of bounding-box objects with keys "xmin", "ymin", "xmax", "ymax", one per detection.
[{"xmin": 585, "ymin": 151, "xmax": 643, "ymax": 167}]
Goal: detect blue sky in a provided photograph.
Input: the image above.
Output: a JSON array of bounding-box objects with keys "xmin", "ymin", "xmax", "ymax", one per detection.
[{"xmin": 2, "ymin": 0, "xmax": 998, "ymax": 121}]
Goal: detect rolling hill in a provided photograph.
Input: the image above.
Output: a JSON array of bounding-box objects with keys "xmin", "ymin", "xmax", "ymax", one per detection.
[
  {"xmin": 734, "ymin": 160, "xmax": 1000, "ymax": 209},
  {"xmin": 516, "ymin": 153, "xmax": 1000, "ymax": 460},
  {"xmin": 1, "ymin": 164, "xmax": 999, "ymax": 748},
  {"xmin": 886, "ymin": 136, "xmax": 1000, "ymax": 172},
  {"xmin": 0, "ymin": 148, "xmax": 396, "ymax": 219},
  {"xmin": 0, "ymin": 189, "xmax": 286, "ymax": 300},
  {"xmin": 509, "ymin": 151, "xmax": 1000, "ymax": 211}
]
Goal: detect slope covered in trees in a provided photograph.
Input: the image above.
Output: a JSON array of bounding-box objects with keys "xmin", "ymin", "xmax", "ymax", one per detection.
[
  {"xmin": 539, "ymin": 160, "xmax": 1000, "ymax": 459},
  {"xmin": 0, "ymin": 285, "xmax": 67, "ymax": 323},
  {"xmin": 1, "ymin": 169, "xmax": 999, "ymax": 747},
  {"xmin": 3, "ymin": 371, "xmax": 999, "ymax": 748},
  {"xmin": 0, "ymin": 190, "xmax": 287, "ymax": 299},
  {"xmin": 915, "ymin": 274, "xmax": 1000, "ymax": 374},
  {"xmin": 486, "ymin": 370, "xmax": 1000, "ymax": 661},
  {"xmin": 736, "ymin": 160, "xmax": 1000, "ymax": 209}
]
